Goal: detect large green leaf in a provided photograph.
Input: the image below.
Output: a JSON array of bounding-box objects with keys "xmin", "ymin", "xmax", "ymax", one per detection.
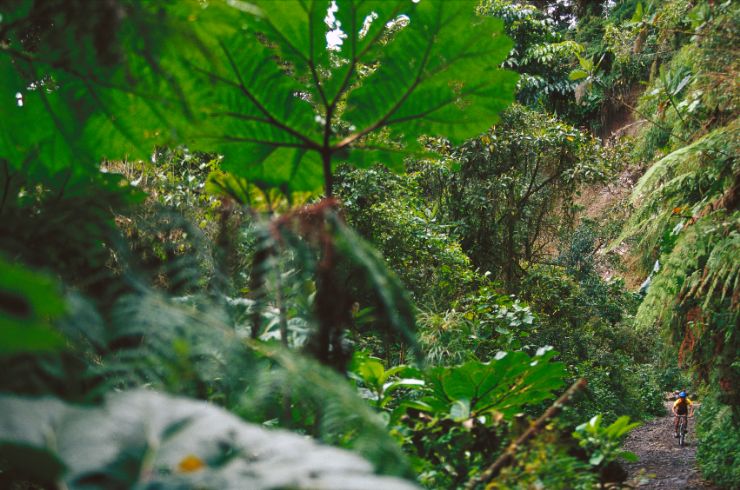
[
  {"xmin": 0, "ymin": 60, "xmax": 87, "ymax": 188},
  {"xmin": 2, "ymin": 1, "xmax": 516, "ymax": 194},
  {"xmin": 418, "ymin": 349, "xmax": 566, "ymax": 420},
  {"xmin": 0, "ymin": 258, "xmax": 65, "ymax": 356},
  {"xmin": 142, "ymin": 0, "xmax": 515, "ymax": 193},
  {"xmin": 0, "ymin": 2, "xmax": 190, "ymax": 170},
  {"xmin": 342, "ymin": 1, "xmax": 517, "ymax": 145}
]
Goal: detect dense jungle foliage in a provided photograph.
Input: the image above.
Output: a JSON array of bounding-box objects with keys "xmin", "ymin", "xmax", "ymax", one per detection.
[{"xmin": 0, "ymin": 0, "xmax": 737, "ymax": 489}]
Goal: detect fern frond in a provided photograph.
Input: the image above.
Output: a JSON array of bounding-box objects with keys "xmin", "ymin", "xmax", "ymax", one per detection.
[
  {"xmin": 696, "ymin": 225, "xmax": 740, "ymax": 309},
  {"xmin": 237, "ymin": 341, "xmax": 413, "ymax": 477},
  {"xmin": 615, "ymin": 122, "xmax": 738, "ymax": 271},
  {"xmin": 91, "ymin": 292, "xmax": 254, "ymax": 401},
  {"xmin": 70, "ymin": 287, "xmax": 409, "ymax": 475},
  {"xmin": 635, "ymin": 212, "xmax": 739, "ymax": 333}
]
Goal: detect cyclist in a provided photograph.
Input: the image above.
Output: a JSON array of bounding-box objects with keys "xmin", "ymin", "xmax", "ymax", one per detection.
[{"xmin": 673, "ymin": 391, "xmax": 694, "ymax": 437}]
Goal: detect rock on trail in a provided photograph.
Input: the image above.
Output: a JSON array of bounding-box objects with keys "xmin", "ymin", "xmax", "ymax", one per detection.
[{"xmin": 624, "ymin": 401, "xmax": 717, "ymax": 489}]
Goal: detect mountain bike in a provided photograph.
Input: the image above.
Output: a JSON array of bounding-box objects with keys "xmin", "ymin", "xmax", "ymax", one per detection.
[{"xmin": 677, "ymin": 414, "xmax": 689, "ymax": 447}]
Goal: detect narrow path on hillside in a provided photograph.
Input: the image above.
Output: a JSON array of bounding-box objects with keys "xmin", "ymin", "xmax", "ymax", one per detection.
[{"xmin": 624, "ymin": 401, "xmax": 716, "ymax": 489}]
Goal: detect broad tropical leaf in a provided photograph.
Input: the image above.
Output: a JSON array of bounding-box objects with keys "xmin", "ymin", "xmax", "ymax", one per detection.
[
  {"xmin": 177, "ymin": 0, "xmax": 518, "ymax": 193},
  {"xmin": 410, "ymin": 349, "xmax": 566, "ymax": 421},
  {"xmin": 3, "ymin": 1, "xmax": 516, "ymax": 195}
]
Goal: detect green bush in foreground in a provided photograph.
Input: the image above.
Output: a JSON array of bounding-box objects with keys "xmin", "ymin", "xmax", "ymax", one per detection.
[{"xmin": 696, "ymin": 394, "xmax": 740, "ymax": 489}]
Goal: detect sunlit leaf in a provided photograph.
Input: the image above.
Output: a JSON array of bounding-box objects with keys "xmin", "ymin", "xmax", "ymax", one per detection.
[{"xmin": 569, "ymin": 69, "xmax": 588, "ymax": 81}]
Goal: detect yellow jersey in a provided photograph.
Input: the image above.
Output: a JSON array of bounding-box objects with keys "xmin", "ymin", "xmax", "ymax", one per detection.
[{"xmin": 673, "ymin": 397, "xmax": 693, "ymax": 415}]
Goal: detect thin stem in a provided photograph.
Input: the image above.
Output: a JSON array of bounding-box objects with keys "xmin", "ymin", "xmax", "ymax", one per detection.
[
  {"xmin": 465, "ymin": 379, "xmax": 588, "ymax": 489},
  {"xmin": 0, "ymin": 159, "xmax": 11, "ymax": 214},
  {"xmin": 322, "ymin": 93, "xmax": 335, "ymax": 196},
  {"xmin": 322, "ymin": 149, "xmax": 333, "ymax": 197},
  {"xmin": 666, "ymin": 91, "xmax": 687, "ymax": 126}
]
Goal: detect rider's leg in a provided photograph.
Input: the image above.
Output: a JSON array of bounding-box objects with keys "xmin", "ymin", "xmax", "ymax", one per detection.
[{"xmin": 674, "ymin": 415, "xmax": 680, "ymax": 436}]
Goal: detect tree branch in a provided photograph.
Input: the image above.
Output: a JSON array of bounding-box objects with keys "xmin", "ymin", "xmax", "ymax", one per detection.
[
  {"xmin": 464, "ymin": 379, "xmax": 588, "ymax": 490},
  {"xmin": 0, "ymin": 159, "xmax": 14, "ymax": 215}
]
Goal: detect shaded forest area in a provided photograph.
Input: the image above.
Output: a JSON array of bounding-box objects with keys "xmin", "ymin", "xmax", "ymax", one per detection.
[{"xmin": 0, "ymin": 1, "xmax": 737, "ymax": 489}]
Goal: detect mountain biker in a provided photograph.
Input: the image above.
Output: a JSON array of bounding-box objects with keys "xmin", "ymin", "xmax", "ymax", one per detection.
[{"xmin": 673, "ymin": 391, "xmax": 694, "ymax": 437}]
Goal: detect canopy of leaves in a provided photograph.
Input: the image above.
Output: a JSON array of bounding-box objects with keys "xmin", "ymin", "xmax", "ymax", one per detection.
[
  {"xmin": 2, "ymin": 1, "xmax": 518, "ymax": 196},
  {"xmin": 478, "ymin": 0, "xmax": 583, "ymax": 109},
  {"xmin": 336, "ymin": 163, "xmax": 481, "ymax": 308}
]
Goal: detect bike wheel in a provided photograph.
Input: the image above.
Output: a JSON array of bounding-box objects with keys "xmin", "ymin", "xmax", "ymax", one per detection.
[{"xmin": 678, "ymin": 419, "xmax": 686, "ymax": 447}]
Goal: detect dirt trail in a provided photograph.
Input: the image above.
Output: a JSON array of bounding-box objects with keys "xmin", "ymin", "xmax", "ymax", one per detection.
[{"xmin": 624, "ymin": 401, "xmax": 717, "ymax": 489}]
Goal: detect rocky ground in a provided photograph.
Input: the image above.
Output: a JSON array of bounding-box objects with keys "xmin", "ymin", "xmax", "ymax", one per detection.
[{"xmin": 624, "ymin": 401, "xmax": 717, "ymax": 489}]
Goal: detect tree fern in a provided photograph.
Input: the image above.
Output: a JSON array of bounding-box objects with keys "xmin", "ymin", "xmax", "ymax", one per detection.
[
  {"xmin": 635, "ymin": 213, "xmax": 739, "ymax": 331},
  {"xmin": 615, "ymin": 122, "xmax": 738, "ymax": 272},
  {"xmin": 623, "ymin": 117, "xmax": 738, "ymax": 403}
]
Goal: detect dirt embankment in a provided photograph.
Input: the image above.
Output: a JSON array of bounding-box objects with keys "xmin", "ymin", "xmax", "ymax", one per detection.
[{"xmin": 623, "ymin": 401, "xmax": 717, "ymax": 489}]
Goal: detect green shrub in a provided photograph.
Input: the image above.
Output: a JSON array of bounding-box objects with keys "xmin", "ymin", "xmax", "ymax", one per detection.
[
  {"xmin": 491, "ymin": 434, "xmax": 597, "ymax": 490},
  {"xmin": 336, "ymin": 165, "xmax": 480, "ymax": 310},
  {"xmin": 659, "ymin": 365, "xmax": 693, "ymax": 392},
  {"xmin": 572, "ymin": 415, "xmax": 640, "ymax": 485},
  {"xmin": 391, "ymin": 350, "xmax": 568, "ymax": 489},
  {"xmin": 520, "ymin": 265, "xmax": 663, "ymax": 422},
  {"xmin": 696, "ymin": 394, "xmax": 740, "ymax": 489}
]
